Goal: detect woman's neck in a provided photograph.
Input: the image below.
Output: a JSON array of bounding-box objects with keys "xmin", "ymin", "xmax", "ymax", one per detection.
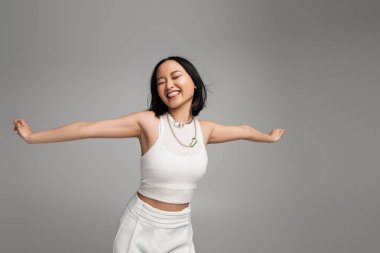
[{"xmin": 168, "ymin": 110, "xmax": 193, "ymax": 123}]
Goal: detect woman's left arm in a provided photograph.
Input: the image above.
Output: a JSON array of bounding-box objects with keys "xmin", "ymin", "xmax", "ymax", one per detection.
[{"xmin": 201, "ymin": 120, "xmax": 285, "ymax": 144}]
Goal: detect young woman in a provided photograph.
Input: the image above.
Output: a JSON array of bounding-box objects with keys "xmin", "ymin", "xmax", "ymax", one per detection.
[{"xmin": 13, "ymin": 56, "xmax": 285, "ymax": 252}]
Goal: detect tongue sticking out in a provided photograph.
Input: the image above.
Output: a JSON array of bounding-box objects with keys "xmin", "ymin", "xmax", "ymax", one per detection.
[{"xmin": 168, "ymin": 91, "xmax": 180, "ymax": 98}]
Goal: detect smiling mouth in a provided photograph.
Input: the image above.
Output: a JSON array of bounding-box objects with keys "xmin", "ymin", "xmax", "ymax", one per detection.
[{"xmin": 167, "ymin": 90, "xmax": 181, "ymax": 99}]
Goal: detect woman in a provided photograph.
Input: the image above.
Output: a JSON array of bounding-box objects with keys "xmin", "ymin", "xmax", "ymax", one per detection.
[{"xmin": 13, "ymin": 56, "xmax": 285, "ymax": 252}]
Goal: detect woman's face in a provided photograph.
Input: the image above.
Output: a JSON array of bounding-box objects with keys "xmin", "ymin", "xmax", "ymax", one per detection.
[{"xmin": 156, "ymin": 60, "xmax": 196, "ymax": 109}]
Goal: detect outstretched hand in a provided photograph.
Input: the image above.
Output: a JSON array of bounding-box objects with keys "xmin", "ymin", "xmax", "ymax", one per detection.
[
  {"xmin": 268, "ymin": 128, "xmax": 285, "ymax": 143},
  {"xmin": 13, "ymin": 118, "xmax": 33, "ymax": 143}
]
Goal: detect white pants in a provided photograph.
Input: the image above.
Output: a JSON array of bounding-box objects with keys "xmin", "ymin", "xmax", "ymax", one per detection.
[{"xmin": 113, "ymin": 192, "xmax": 195, "ymax": 253}]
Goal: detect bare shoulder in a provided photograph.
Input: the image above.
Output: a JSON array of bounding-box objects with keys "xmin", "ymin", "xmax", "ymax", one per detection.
[
  {"xmin": 198, "ymin": 119, "xmax": 215, "ymax": 133},
  {"xmin": 136, "ymin": 110, "xmax": 160, "ymax": 138},
  {"xmin": 137, "ymin": 110, "xmax": 159, "ymax": 126},
  {"xmin": 136, "ymin": 111, "xmax": 160, "ymax": 151},
  {"xmin": 198, "ymin": 119, "xmax": 212, "ymax": 130},
  {"xmin": 198, "ymin": 119, "xmax": 213, "ymax": 145}
]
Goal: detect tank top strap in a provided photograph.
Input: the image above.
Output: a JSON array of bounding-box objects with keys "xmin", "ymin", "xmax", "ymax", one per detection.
[
  {"xmin": 158, "ymin": 113, "xmax": 164, "ymax": 136},
  {"xmin": 195, "ymin": 118, "xmax": 205, "ymax": 147}
]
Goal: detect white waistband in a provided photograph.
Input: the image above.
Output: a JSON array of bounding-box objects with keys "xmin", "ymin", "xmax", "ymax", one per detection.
[{"xmin": 126, "ymin": 193, "xmax": 192, "ymax": 229}]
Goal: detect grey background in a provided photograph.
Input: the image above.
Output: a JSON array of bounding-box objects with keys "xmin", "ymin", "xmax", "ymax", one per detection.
[{"xmin": 1, "ymin": 0, "xmax": 379, "ymax": 252}]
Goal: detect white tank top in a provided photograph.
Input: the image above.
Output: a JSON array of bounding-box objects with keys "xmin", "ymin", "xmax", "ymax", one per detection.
[{"xmin": 137, "ymin": 112, "xmax": 208, "ymax": 204}]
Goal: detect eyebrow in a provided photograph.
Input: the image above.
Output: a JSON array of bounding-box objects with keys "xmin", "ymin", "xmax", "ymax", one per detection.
[{"xmin": 156, "ymin": 70, "xmax": 182, "ymax": 81}]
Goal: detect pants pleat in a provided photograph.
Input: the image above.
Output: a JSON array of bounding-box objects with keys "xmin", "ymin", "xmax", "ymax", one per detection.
[{"xmin": 113, "ymin": 192, "xmax": 195, "ymax": 253}]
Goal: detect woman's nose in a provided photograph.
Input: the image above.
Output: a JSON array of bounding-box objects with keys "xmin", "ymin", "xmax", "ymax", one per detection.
[{"xmin": 165, "ymin": 79, "xmax": 175, "ymax": 89}]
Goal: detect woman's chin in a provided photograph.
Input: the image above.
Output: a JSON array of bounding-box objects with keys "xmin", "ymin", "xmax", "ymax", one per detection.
[{"xmin": 166, "ymin": 97, "xmax": 182, "ymax": 105}]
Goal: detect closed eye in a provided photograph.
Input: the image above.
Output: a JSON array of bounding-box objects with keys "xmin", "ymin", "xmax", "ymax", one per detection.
[{"xmin": 157, "ymin": 75, "xmax": 181, "ymax": 85}]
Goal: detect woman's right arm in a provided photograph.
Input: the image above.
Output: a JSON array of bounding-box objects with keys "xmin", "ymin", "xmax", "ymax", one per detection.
[{"xmin": 13, "ymin": 111, "xmax": 144, "ymax": 144}]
